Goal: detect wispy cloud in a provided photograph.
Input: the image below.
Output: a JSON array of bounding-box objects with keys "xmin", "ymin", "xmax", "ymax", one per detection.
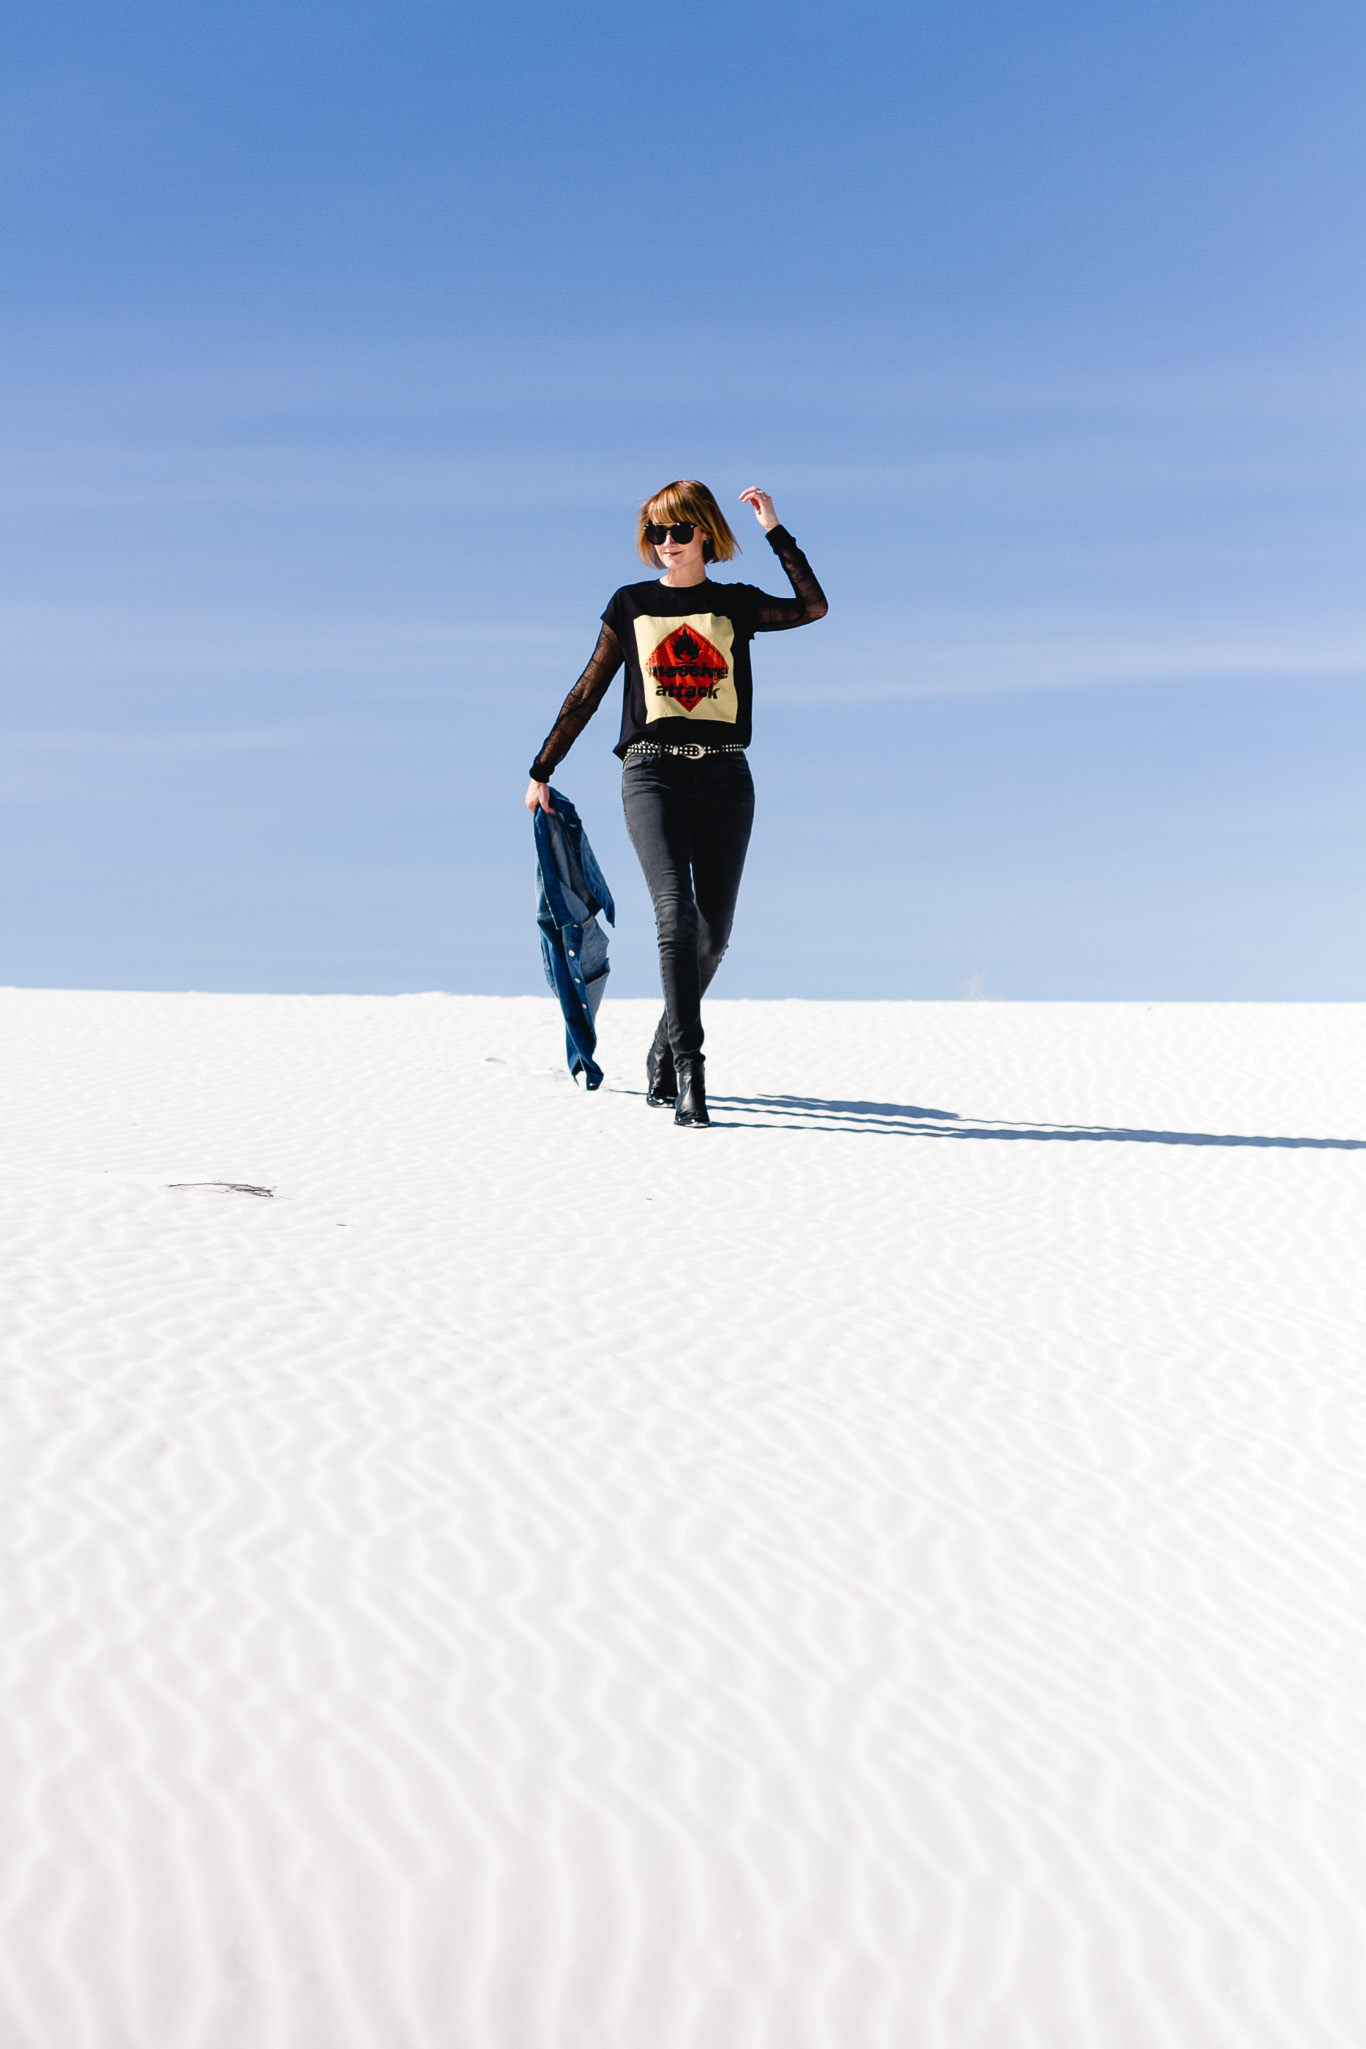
[
  {"xmin": 3, "ymin": 421, "xmax": 1357, "ymax": 517},
  {"xmin": 2, "ymin": 725, "xmax": 330, "ymax": 756},
  {"xmin": 768, "ymin": 631, "xmax": 1366, "ymax": 701},
  {"xmin": 0, "ymin": 605, "xmax": 578, "ymax": 685}
]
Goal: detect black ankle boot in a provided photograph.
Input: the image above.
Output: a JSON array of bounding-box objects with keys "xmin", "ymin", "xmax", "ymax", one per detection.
[
  {"xmin": 646, "ymin": 1040, "xmax": 677, "ymax": 1107},
  {"xmin": 673, "ymin": 1054, "xmax": 709, "ymax": 1128}
]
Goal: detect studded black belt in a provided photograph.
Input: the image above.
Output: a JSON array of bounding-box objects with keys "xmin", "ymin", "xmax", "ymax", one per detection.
[{"xmin": 624, "ymin": 741, "xmax": 747, "ymax": 761}]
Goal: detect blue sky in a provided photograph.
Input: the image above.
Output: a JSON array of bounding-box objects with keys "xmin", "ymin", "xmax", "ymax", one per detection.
[{"xmin": 3, "ymin": 0, "xmax": 1363, "ymax": 998}]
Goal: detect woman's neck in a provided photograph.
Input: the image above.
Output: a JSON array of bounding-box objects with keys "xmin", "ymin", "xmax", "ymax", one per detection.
[{"xmin": 659, "ymin": 566, "xmax": 708, "ymax": 589}]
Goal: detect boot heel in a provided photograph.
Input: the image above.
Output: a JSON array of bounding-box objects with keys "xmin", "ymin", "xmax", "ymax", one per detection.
[
  {"xmin": 673, "ymin": 1055, "xmax": 710, "ymax": 1128},
  {"xmin": 646, "ymin": 1041, "xmax": 677, "ymax": 1107}
]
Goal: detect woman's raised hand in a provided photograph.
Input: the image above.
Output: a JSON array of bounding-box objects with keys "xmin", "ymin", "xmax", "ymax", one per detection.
[
  {"xmin": 739, "ymin": 487, "xmax": 779, "ymax": 531},
  {"xmin": 525, "ymin": 779, "xmax": 554, "ymax": 814}
]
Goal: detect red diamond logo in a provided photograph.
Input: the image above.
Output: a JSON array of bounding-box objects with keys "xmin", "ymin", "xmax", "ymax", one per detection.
[{"xmin": 646, "ymin": 625, "xmax": 729, "ymax": 713}]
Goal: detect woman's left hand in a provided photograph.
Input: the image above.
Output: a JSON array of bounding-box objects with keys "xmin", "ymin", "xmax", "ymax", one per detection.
[{"xmin": 739, "ymin": 487, "xmax": 779, "ymax": 531}]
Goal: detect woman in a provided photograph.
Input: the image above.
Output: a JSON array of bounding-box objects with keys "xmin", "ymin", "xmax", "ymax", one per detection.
[{"xmin": 525, "ymin": 481, "xmax": 827, "ymax": 1128}]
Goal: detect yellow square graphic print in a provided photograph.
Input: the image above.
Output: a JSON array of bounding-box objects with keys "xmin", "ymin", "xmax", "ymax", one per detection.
[{"xmin": 634, "ymin": 614, "xmax": 738, "ymax": 725}]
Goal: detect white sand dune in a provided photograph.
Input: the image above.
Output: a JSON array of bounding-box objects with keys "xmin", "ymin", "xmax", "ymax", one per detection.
[{"xmin": 3, "ymin": 989, "xmax": 1365, "ymax": 2048}]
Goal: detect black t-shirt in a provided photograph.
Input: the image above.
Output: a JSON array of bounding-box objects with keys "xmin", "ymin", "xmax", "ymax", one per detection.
[
  {"xmin": 528, "ymin": 525, "xmax": 827, "ymax": 782},
  {"xmin": 603, "ymin": 526, "xmax": 822, "ymax": 758}
]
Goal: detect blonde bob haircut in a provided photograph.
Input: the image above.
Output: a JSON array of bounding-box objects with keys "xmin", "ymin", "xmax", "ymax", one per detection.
[{"xmin": 637, "ymin": 479, "xmax": 740, "ymax": 569}]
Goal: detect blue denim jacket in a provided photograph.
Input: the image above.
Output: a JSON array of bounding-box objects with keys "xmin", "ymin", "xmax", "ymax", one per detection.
[{"xmin": 534, "ymin": 791, "xmax": 615, "ymax": 1089}]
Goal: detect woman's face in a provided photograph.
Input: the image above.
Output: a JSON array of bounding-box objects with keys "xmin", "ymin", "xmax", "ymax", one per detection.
[{"xmin": 652, "ymin": 521, "xmax": 709, "ymax": 581}]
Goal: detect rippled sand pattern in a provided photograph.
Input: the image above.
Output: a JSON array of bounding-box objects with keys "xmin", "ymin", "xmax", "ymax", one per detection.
[{"xmin": 3, "ymin": 991, "xmax": 1365, "ymax": 2048}]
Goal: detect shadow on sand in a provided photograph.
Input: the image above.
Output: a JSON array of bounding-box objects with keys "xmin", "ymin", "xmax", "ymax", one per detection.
[{"xmin": 704, "ymin": 1093, "xmax": 1366, "ymax": 1151}]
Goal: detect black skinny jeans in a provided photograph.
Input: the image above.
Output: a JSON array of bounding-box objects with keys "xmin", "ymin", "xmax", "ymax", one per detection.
[{"xmin": 621, "ymin": 751, "xmax": 755, "ymax": 1061}]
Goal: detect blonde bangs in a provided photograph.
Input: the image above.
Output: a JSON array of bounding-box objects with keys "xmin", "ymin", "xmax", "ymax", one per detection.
[{"xmin": 636, "ymin": 479, "xmax": 740, "ymax": 568}]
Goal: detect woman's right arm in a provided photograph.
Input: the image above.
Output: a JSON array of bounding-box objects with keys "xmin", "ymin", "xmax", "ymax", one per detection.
[{"xmin": 524, "ymin": 622, "xmax": 624, "ymax": 813}]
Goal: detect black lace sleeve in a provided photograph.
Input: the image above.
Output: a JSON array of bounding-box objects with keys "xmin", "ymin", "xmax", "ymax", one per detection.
[
  {"xmin": 752, "ymin": 525, "xmax": 829, "ymax": 630},
  {"xmin": 528, "ymin": 623, "xmax": 625, "ymax": 781}
]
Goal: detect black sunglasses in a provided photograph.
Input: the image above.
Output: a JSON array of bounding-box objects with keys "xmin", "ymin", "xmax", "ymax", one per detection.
[{"xmin": 644, "ymin": 521, "xmax": 698, "ymax": 546}]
